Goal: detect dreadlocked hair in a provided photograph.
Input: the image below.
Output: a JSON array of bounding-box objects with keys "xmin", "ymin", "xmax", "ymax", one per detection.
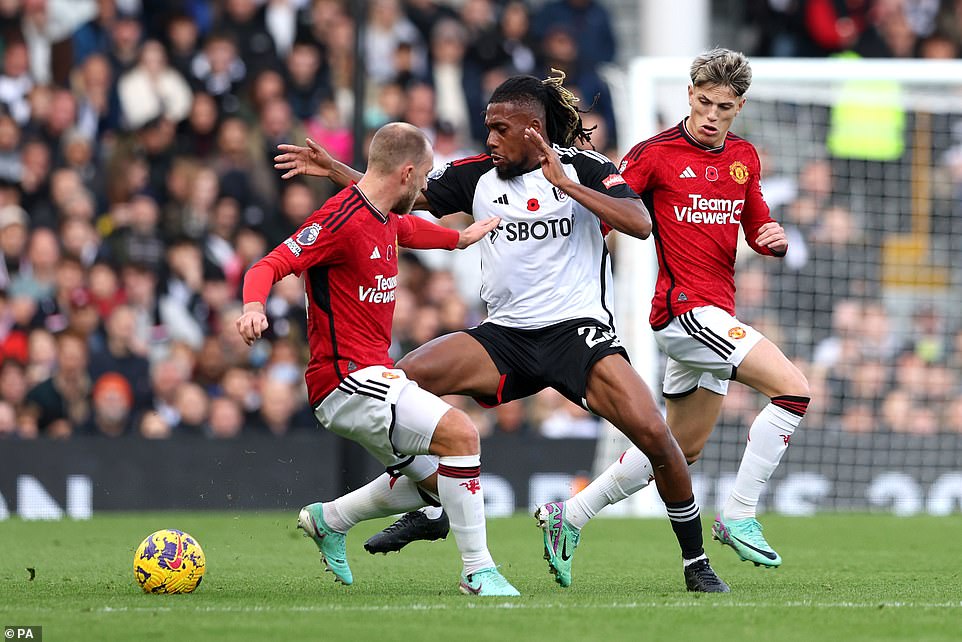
[{"xmin": 488, "ymin": 69, "xmax": 597, "ymax": 148}]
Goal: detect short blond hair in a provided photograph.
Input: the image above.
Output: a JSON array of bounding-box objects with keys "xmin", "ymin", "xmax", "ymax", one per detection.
[
  {"xmin": 690, "ymin": 48, "xmax": 752, "ymax": 97},
  {"xmin": 367, "ymin": 122, "xmax": 432, "ymax": 175}
]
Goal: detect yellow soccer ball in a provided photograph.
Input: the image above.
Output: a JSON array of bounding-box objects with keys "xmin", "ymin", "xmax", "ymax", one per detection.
[{"xmin": 133, "ymin": 529, "xmax": 206, "ymax": 594}]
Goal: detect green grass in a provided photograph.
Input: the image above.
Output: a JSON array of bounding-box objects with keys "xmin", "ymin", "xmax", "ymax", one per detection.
[{"xmin": 1, "ymin": 512, "xmax": 960, "ymax": 641}]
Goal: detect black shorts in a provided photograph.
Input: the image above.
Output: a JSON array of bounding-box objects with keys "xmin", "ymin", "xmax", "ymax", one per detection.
[{"xmin": 463, "ymin": 317, "xmax": 629, "ymax": 409}]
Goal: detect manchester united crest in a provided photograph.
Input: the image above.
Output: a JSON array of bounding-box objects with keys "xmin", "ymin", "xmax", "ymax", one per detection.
[
  {"xmin": 728, "ymin": 326, "xmax": 746, "ymax": 340},
  {"xmin": 729, "ymin": 161, "xmax": 749, "ymax": 185}
]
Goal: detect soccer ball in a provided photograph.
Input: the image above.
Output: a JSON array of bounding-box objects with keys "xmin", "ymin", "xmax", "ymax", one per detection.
[{"xmin": 133, "ymin": 529, "xmax": 206, "ymax": 594}]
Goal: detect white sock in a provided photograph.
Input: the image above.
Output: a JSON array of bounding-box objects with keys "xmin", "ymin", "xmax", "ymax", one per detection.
[
  {"xmin": 565, "ymin": 447, "xmax": 653, "ymax": 530},
  {"xmin": 420, "ymin": 505, "xmax": 444, "ymax": 519},
  {"xmin": 437, "ymin": 455, "xmax": 494, "ymax": 575},
  {"xmin": 322, "ymin": 473, "xmax": 426, "ymax": 533},
  {"xmin": 724, "ymin": 399, "xmax": 806, "ymax": 520}
]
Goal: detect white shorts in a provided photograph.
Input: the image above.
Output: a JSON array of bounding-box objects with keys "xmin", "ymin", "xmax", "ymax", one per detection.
[
  {"xmin": 313, "ymin": 366, "xmax": 451, "ymax": 481},
  {"xmin": 654, "ymin": 306, "xmax": 764, "ymax": 397}
]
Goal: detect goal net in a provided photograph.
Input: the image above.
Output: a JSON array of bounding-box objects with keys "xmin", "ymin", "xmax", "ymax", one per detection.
[{"xmin": 602, "ymin": 57, "xmax": 962, "ymax": 516}]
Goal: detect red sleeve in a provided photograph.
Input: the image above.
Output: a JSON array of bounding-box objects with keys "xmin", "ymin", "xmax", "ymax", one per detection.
[
  {"xmin": 397, "ymin": 214, "xmax": 460, "ymax": 250},
  {"xmin": 242, "ymin": 216, "xmax": 345, "ymax": 304},
  {"xmin": 242, "ymin": 252, "xmax": 293, "ymax": 305},
  {"xmin": 620, "ymin": 148, "xmax": 656, "ymax": 196},
  {"xmin": 741, "ymin": 147, "xmax": 784, "ymax": 257}
]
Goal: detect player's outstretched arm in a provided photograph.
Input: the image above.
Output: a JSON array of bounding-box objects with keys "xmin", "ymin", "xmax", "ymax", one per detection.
[
  {"xmin": 457, "ymin": 216, "xmax": 500, "ymax": 248},
  {"xmin": 523, "ymin": 127, "xmax": 652, "ymax": 239},
  {"xmin": 274, "ymin": 138, "xmax": 363, "ymax": 186}
]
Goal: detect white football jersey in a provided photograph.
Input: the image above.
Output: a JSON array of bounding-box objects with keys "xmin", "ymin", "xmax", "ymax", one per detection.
[{"xmin": 425, "ymin": 147, "xmax": 638, "ymax": 329}]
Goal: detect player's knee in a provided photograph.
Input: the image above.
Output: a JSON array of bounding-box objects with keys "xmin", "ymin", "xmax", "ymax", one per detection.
[
  {"xmin": 630, "ymin": 414, "xmax": 677, "ymax": 461},
  {"xmin": 777, "ymin": 364, "xmax": 810, "ymax": 399},
  {"xmin": 431, "ymin": 408, "xmax": 480, "ymax": 457},
  {"xmin": 684, "ymin": 448, "xmax": 703, "ymax": 465},
  {"xmin": 397, "ymin": 350, "xmax": 430, "ymax": 385}
]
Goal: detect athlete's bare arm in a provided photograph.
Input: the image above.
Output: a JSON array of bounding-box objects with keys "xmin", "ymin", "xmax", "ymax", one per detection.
[
  {"xmin": 524, "ymin": 127, "xmax": 652, "ymax": 239},
  {"xmin": 274, "ymin": 139, "xmax": 434, "ymax": 212}
]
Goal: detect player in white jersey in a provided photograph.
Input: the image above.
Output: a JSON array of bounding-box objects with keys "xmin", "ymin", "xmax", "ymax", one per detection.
[{"xmin": 274, "ymin": 72, "xmax": 729, "ymax": 592}]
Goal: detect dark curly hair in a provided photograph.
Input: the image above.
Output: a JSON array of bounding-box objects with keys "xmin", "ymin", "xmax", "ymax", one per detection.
[{"xmin": 487, "ymin": 69, "xmax": 596, "ymax": 148}]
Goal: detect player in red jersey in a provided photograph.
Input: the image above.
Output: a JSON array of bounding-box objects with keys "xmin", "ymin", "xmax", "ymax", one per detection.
[
  {"xmin": 235, "ymin": 122, "xmax": 520, "ymax": 596},
  {"xmin": 542, "ymin": 49, "xmax": 812, "ymax": 576}
]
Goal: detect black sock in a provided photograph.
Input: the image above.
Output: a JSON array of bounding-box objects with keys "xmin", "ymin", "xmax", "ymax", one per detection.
[{"xmin": 665, "ymin": 496, "xmax": 705, "ymax": 561}]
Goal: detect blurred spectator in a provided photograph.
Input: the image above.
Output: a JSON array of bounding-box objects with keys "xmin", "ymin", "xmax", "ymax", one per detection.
[
  {"xmin": 491, "ymin": 399, "xmax": 532, "ymax": 436},
  {"xmin": 218, "ymin": 0, "xmax": 278, "ymax": 74},
  {"xmin": 176, "ymin": 91, "xmax": 220, "ymax": 158},
  {"xmin": 250, "ymin": 374, "xmax": 306, "ymax": 436},
  {"xmin": 165, "ymin": 12, "xmax": 201, "ymax": 80},
  {"xmin": 0, "ymin": 205, "xmax": 29, "ymax": 289},
  {"xmin": 497, "ymin": 1, "xmax": 537, "ymax": 75},
  {"xmin": 532, "ymin": 0, "xmax": 616, "ymax": 70},
  {"xmin": 306, "ymin": 99, "xmax": 353, "ymax": 164},
  {"xmin": 365, "ymin": 0, "xmax": 424, "ymax": 84},
  {"xmin": 89, "ymin": 303, "xmax": 151, "ymax": 406},
  {"xmin": 429, "ymin": 18, "xmax": 479, "ymax": 144},
  {"xmin": 118, "ymin": 39, "xmax": 193, "ymax": 130},
  {"xmin": 207, "ymin": 395, "xmax": 243, "ymax": 438},
  {"xmin": 404, "ymin": 0, "xmax": 459, "ymax": 45},
  {"xmin": 0, "ymin": 359, "xmax": 30, "ymax": 412},
  {"xmin": 173, "ymin": 381, "xmax": 209, "ymax": 436},
  {"xmin": 0, "ymin": 399, "xmax": 17, "ymax": 438},
  {"xmin": 0, "ymin": 39, "xmax": 33, "ymax": 125},
  {"xmin": 284, "ymin": 40, "xmax": 329, "ymax": 121},
  {"xmin": 82, "ymin": 371, "xmax": 135, "ymax": 437},
  {"xmin": 190, "ymin": 31, "xmax": 246, "ymax": 116},
  {"xmin": 23, "ymin": 331, "xmax": 91, "ymax": 437}
]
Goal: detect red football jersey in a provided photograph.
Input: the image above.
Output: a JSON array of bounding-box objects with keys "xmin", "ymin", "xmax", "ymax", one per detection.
[
  {"xmin": 243, "ymin": 185, "xmax": 458, "ymax": 404},
  {"xmin": 620, "ymin": 120, "xmax": 783, "ymax": 329}
]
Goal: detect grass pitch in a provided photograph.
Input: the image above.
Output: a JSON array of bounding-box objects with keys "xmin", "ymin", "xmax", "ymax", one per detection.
[{"xmin": 1, "ymin": 512, "xmax": 960, "ymax": 641}]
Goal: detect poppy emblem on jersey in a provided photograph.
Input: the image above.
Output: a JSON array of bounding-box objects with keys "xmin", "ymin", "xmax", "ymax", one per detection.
[
  {"xmin": 381, "ymin": 372, "xmax": 400, "ymax": 380},
  {"xmin": 297, "ymin": 223, "xmax": 322, "ymax": 246},
  {"xmin": 729, "ymin": 161, "xmax": 749, "ymax": 185},
  {"xmin": 527, "ymin": 198, "xmax": 540, "ymax": 211},
  {"xmin": 706, "ymin": 166, "xmax": 719, "ymax": 182},
  {"xmin": 728, "ymin": 326, "xmax": 746, "ymax": 339},
  {"xmin": 602, "ymin": 174, "xmax": 626, "ymax": 189}
]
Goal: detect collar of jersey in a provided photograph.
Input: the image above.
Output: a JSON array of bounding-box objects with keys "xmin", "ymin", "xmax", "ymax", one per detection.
[
  {"xmin": 678, "ymin": 118, "xmax": 726, "ymax": 154},
  {"xmin": 352, "ymin": 185, "xmax": 388, "ymax": 223}
]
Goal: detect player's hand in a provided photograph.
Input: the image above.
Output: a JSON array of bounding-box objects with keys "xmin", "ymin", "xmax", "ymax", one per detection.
[
  {"xmin": 755, "ymin": 221, "xmax": 788, "ymax": 254},
  {"xmin": 274, "ymin": 138, "xmax": 334, "ymax": 180},
  {"xmin": 457, "ymin": 216, "xmax": 501, "ymax": 248},
  {"xmin": 524, "ymin": 127, "xmax": 569, "ymax": 189},
  {"xmin": 235, "ymin": 304, "xmax": 270, "ymax": 346}
]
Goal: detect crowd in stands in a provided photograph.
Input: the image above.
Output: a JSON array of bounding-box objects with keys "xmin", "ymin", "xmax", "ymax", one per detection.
[
  {"xmin": 0, "ymin": 0, "xmax": 959, "ymax": 441},
  {"xmin": 742, "ymin": 0, "xmax": 962, "ymax": 60}
]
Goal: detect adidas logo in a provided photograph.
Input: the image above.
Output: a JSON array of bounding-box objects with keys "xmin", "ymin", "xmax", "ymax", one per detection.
[
  {"xmin": 493, "ymin": 194, "xmax": 509, "ymax": 205},
  {"xmin": 679, "ymin": 166, "xmax": 696, "ymax": 179},
  {"xmin": 370, "ymin": 246, "xmax": 381, "ymax": 259}
]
